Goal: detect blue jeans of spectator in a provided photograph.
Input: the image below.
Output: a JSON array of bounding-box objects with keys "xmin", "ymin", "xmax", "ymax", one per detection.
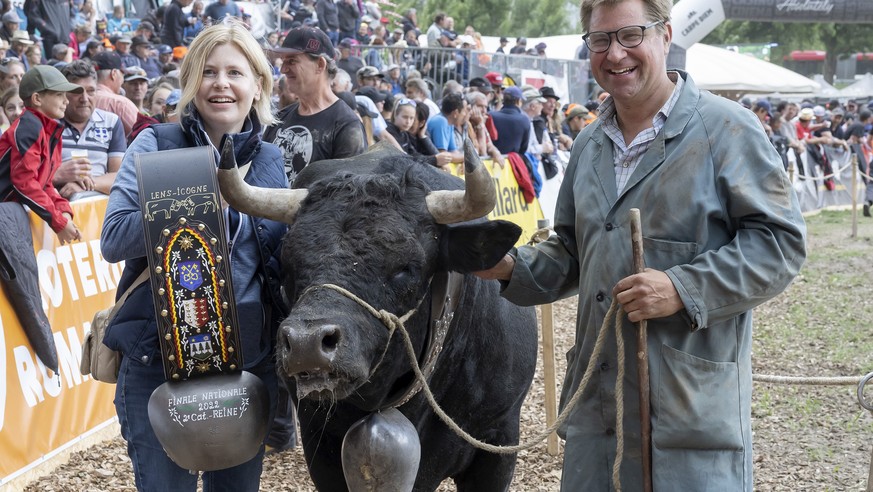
[
  {"xmin": 115, "ymin": 354, "xmax": 278, "ymax": 492},
  {"xmin": 326, "ymin": 29, "xmax": 339, "ymax": 46}
]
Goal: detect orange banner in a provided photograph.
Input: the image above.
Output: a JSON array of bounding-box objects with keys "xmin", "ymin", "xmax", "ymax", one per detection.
[{"xmin": 0, "ymin": 197, "xmax": 120, "ymax": 484}]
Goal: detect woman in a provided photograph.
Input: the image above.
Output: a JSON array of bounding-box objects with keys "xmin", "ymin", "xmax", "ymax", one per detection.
[
  {"xmin": 385, "ymin": 99, "xmax": 449, "ymax": 166},
  {"xmin": 101, "ymin": 21, "xmax": 287, "ymax": 492},
  {"xmin": 0, "ymin": 85, "xmax": 22, "ymax": 131}
]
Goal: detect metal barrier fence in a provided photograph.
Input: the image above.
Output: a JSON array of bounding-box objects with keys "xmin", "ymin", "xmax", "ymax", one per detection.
[{"xmin": 350, "ymin": 44, "xmax": 591, "ymax": 104}]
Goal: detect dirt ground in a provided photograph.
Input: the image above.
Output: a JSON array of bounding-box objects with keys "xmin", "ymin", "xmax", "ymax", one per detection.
[{"xmin": 24, "ymin": 210, "xmax": 873, "ymax": 491}]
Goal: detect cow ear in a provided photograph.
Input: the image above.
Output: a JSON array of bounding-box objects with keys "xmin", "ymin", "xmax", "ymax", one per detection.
[{"xmin": 438, "ymin": 220, "xmax": 522, "ymax": 273}]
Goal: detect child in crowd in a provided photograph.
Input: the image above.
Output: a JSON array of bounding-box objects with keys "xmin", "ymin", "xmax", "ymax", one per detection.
[{"xmin": 0, "ymin": 65, "xmax": 83, "ymax": 244}]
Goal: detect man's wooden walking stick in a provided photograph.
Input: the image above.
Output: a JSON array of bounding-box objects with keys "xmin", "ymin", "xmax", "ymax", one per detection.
[{"xmin": 629, "ymin": 208, "xmax": 652, "ymax": 492}]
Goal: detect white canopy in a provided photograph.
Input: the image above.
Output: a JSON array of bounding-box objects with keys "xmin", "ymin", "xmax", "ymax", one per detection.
[
  {"xmin": 684, "ymin": 44, "xmax": 820, "ymax": 93},
  {"xmin": 839, "ymin": 73, "xmax": 873, "ymax": 98}
]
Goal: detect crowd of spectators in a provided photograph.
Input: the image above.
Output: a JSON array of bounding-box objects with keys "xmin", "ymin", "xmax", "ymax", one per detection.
[{"xmin": 748, "ymin": 95, "xmax": 873, "ymax": 216}]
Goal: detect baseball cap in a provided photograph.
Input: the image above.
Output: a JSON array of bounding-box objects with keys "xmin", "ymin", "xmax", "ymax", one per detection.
[
  {"xmin": 165, "ymin": 89, "xmax": 182, "ymax": 107},
  {"xmin": 116, "ymin": 36, "xmax": 132, "ymax": 45},
  {"xmin": 272, "ymin": 26, "xmax": 335, "ymax": 59},
  {"xmin": 798, "ymin": 108, "xmax": 814, "ymax": 121},
  {"xmin": 19, "ymin": 65, "xmax": 84, "ymax": 100},
  {"xmin": 393, "ymin": 27, "xmax": 403, "ymax": 35},
  {"xmin": 357, "ymin": 66, "xmax": 383, "ymax": 80},
  {"xmin": 357, "ymin": 86, "xmax": 387, "ymax": 103},
  {"xmin": 565, "ymin": 103, "xmax": 588, "ymax": 120},
  {"xmin": 124, "ymin": 67, "xmax": 149, "ymax": 82},
  {"xmin": 440, "ymin": 30, "xmax": 457, "ymax": 41},
  {"xmin": 156, "ymin": 44, "xmax": 172, "ymax": 55},
  {"xmin": 131, "ymin": 35, "xmax": 152, "ymax": 48},
  {"xmin": 91, "ymin": 51, "xmax": 123, "ymax": 71},
  {"xmin": 522, "ymin": 86, "xmax": 546, "ymax": 103},
  {"xmin": 535, "ymin": 42, "xmax": 547, "ymax": 51},
  {"xmin": 499, "ymin": 36, "xmax": 508, "ymax": 43},
  {"xmin": 338, "ymin": 37, "xmax": 356, "ymax": 48},
  {"xmin": 173, "ymin": 46, "xmax": 188, "ymax": 59},
  {"xmin": 138, "ymin": 20, "xmax": 154, "ymax": 31},
  {"xmin": 2, "ymin": 11, "xmax": 21, "ymax": 23},
  {"xmin": 484, "ymin": 71, "xmax": 504, "ymax": 87},
  {"xmin": 468, "ymin": 77, "xmax": 492, "ymax": 93},
  {"xmin": 754, "ymin": 98, "xmax": 771, "ymax": 116},
  {"xmin": 504, "ymin": 86, "xmax": 523, "ymax": 100}
]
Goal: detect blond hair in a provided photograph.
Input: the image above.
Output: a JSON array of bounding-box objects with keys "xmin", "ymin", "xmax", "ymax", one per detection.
[
  {"xmin": 178, "ymin": 21, "xmax": 278, "ymax": 126},
  {"xmin": 580, "ymin": 0, "xmax": 671, "ymax": 33}
]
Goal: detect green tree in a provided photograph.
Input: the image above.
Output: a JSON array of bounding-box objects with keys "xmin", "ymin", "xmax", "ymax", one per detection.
[{"xmin": 386, "ymin": 0, "xmax": 570, "ymax": 37}]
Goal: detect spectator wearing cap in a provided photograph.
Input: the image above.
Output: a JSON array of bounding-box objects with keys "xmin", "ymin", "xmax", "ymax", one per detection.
[
  {"xmin": 535, "ymin": 42, "xmax": 547, "ymax": 57},
  {"xmin": 336, "ymin": 38, "xmax": 364, "ymax": 86},
  {"xmin": 123, "ymin": 67, "xmax": 149, "ymax": 110},
  {"xmin": 509, "ymin": 36, "xmax": 527, "ymax": 54},
  {"xmin": 0, "ymin": 64, "xmax": 83, "ymax": 244},
  {"xmin": 752, "ymin": 98, "xmax": 773, "ymax": 137},
  {"xmin": 496, "ymin": 36, "xmax": 508, "ymax": 54},
  {"xmin": 0, "ymin": 10, "xmax": 20, "ymax": 45},
  {"xmin": 155, "ymin": 44, "xmax": 173, "ymax": 70},
  {"xmin": 426, "ymin": 91, "xmax": 467, "ymax": 167},
  {"xmin": 384, "ymin": 64, "xmax": 403, "ymax": 94},
  {"xmin": 315, "ymin": 0, "xmax": 340, "ymax": 45},
  {"xmin": 337, "ymin": 0, "xmax": 359, "ymax": 43},
  {"xmin": 563, "ymin": 104, "xmax": 591, "ymax": 141},
  {"xmin": 490, "ymin": 85, "xmax": 529, "ymax": 155},
  {"xmin": 521, "ymin": 85, "xmax": 550, "ymax": 155},
  {"xmin": 55, "ymin": 59, "xmax": 125, "ymax": 200},
  {"xmin": 130, "ymin": 35, "xmax": 161, "ymax": 79},
  {"xmin": 134, "ymin": 20, "xmax": 155, "ymax": 42},
  {"xmin": 91, "ymin": 51, "xmax": 139, "ymax": 137},
  {"xmin": 484, "ymin": 71, "xmax": 504, "ymax": 110},
  {"xmin": 845, "ymin": 109, "xmax": 873, "ymax": 216},
  {"xmin": 162, "ymin": 0, "xmax": 195, "ymax": 49},
  {"xmin": 204, "ymin": 0, "xmax": 241, "ymax": 22},
  {"xmin": 24, "ymin": 0, "xmax": 72, "ymax": 56},
  {"xmin": 426, "ymin": 12, "xmax": 447, "ymax": 48},
  {"xmin": 355, "ymin": 85, "xmax": 397, "ymax": 146},
  {"xmin": 388, "ymin": 27, "xmax": 403, "ymax": 45},
  {"xmin": 263, "ymin": 26, "xmax": 366, "ymax": 183},
  {"xmin": 114, "ymin": 37, "xmax": 137, "ymax": 69},
  {"xmin": 7, "ymin": 30, "xmax": 34, "ymax": 70},
  {"xmin": 356, "ymin": 65, "xmax": 382, "ymax": 88}
]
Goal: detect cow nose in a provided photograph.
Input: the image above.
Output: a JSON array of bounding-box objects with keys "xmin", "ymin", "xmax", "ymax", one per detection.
[{"xmin": 278, "ymin": 322, "xmax": 343, "ymax": 373}]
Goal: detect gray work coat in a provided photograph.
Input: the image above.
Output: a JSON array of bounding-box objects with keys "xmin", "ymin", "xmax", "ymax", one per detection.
[{"xmin": 502, "ymin": 71, "xmax": 807, "ymax": 491}]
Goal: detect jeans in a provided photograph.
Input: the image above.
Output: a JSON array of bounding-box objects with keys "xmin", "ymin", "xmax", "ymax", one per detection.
[
  {"xmin": 115, "ymin": 354, "xmax": 278, "ymax": 492},
  {"xmin": 326, "ymin": 29, "xmax": 339, "ymax": 46}
]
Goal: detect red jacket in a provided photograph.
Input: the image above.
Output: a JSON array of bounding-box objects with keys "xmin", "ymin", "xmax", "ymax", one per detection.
[{"xmin": 0, "ymin": 107, "xmax": 73, "ymax": 232}]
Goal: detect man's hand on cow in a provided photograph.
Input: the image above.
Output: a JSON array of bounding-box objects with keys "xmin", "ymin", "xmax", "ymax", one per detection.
[
  {"xmin": 472, "ymin": 254, "xmax": 515, "ymax": 281},
  {"xmin": 612, "ymin": 269, "xmax": 684, "ymax": 323}
]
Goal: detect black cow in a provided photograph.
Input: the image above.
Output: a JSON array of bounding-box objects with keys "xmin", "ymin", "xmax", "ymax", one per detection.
[{"xmin": 217, "ymin": 140, "xmax": 538, "ymax": 491}]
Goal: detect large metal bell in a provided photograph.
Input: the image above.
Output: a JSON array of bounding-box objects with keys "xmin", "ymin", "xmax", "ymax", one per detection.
[
  {"xmin": 148, "ymin": 371, "xmax": 269, "ymax": 472},
  {"xmin": 341, "ymin": 408, "xmax": 421, "ymax": 491}
]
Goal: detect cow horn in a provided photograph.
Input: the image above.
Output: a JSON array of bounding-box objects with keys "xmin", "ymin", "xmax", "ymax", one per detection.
[
  {"xmin": 216, "ymin": 136, "xmax": 307, "ymax": 224},
  {"xmin": 425, "ymin": 139, "xmax": 496, "ymax": 224}
]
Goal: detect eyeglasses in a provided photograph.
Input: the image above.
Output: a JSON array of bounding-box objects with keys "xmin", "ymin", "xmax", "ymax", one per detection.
[{"xmin": 583, "ymin": 20, "xmax": 663, "ymax": 53}]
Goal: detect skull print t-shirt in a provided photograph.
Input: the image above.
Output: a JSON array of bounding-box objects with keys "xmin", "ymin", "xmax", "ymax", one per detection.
[{"xmin": 263, "ymin": 99, "xmax": 366, "ymax": 184}]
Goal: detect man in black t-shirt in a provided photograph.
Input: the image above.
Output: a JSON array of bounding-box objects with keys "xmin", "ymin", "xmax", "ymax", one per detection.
[{"xmin": 265, "ymin": 27, "xmax": 366, "ymax": 184}]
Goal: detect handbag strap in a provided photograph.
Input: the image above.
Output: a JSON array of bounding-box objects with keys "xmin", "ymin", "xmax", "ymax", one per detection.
[{"xmin": 106, "ymin": 269, "xmax": 150, "ymax": 321}]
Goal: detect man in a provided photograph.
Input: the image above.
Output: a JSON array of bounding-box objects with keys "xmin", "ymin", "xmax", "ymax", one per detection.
[
  {"xmin": 388, "ymin": 27, "xmax": 403, "ymax": 45},
  {"xmin": 752, "ymin": 98, "xmax": 773, "ymax": 136},
  {"xmin": 47, "ymin": 43, "xmax": 72, "ymax": 67},
  {"xmin": 466, "ymin": 91, "xmax": 503, "ymax": 168},
  {"xmin": 489, "ymin": 86, "xmax": 528, "ymax": 155},
  {"xmin": 404, "ymin": 77, "xmax": 439, "ymax": 122},
  {"xmin": 846, "ymin": 109, "xmax": 873, "ymax": 216},
  {"xmin": 24, "ymin": 0, "xmax": 71, "ymax": 56},
  {"xmin": 129, "ymin": 36, "xmax": 161, "ymax": 79},
  {"xmin": 55, "ymin": 60, "xmax": 125, "ymax": 200},
  {"xmin": 509, "ymin": 36, "xmax": 527, "ymax": 54},
  {"xmin": 355, "ymin": 65, "xmax": 382, "ymax": 88},
  {"xmin": 122, "ymin": 67, "xmax": 149, "ymax": 111},
  {"xmin": 155, "ymin": 44, "xmax": 173, "ymax": 71},
  {"xmin": 337, "ymin": 0, "xmax": 359, "ymax": 42},
  {"xmin": 561, "ymin": 103, "xmax": 591, "ymax": 144},
  {"xmin": 204, "ymin": 0, "xmax": 240, "ymax": 21},
  {"xmin": 265, "ymin": 26, "xmax": 366, "ymax": 183},
  {"xmin": 425, "ymin": 91, "xmax": 466, "ymax": 165},
  {"xmin": 0, "ymin": 11, "xmax": 20, "ymax": 44},
  {"xmin": 134, "ymin": 21, "xmax": 155, "ymax": 42},
  {"xmin": 315, "ymin": 0, "xmax": 339, "ymax": 45},
  {"xmin": 484, "ymin": 71, "xmax": 504, "ymax": 110},
  {"xmin": 534, "ymin": 41, "xmax": 547, "ymax": 57},
  {"xmin": 162, "ymin": 0, "xmax": 194, "ymax": 49},
  {"xmin": 496, "ymin": 36, "xmax": 508, "ymax": 53},
  {"xmin": 276, "ymin": 74, "xmax": 298, "ymax": 110},
  {"xmin": 114, "ymin": 37, "xmax": 137, "ymax": 69},
  {"xmin": 426, "ymin": 12, "xmax": 446, "ymax": 48},
  {"xmin": 336, "ymin": 38, "xmax": 364, "ymax": 85},
  {"xmin": 475, "ymin": 0, "xmax": 807, "ymax": 490},
  {"xmin": 91, "ymin": 51, "xmax": 139, "ymax": 137},
  {"xmin": 263, "ymin": 26, "xmax": 367, "ymax": 454},
  {"xmin": 7, "ymin": 31, "xmax": 34, "ymax": 70}
]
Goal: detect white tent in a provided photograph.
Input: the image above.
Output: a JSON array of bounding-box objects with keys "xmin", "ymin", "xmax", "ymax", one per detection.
[
  {"xmin": 684, "ymin": 44, "xmax": 820, "ymax": 93},
  {"xmin": 839, "ymin": 73, "xmax": 873, "ymax": 98}
]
